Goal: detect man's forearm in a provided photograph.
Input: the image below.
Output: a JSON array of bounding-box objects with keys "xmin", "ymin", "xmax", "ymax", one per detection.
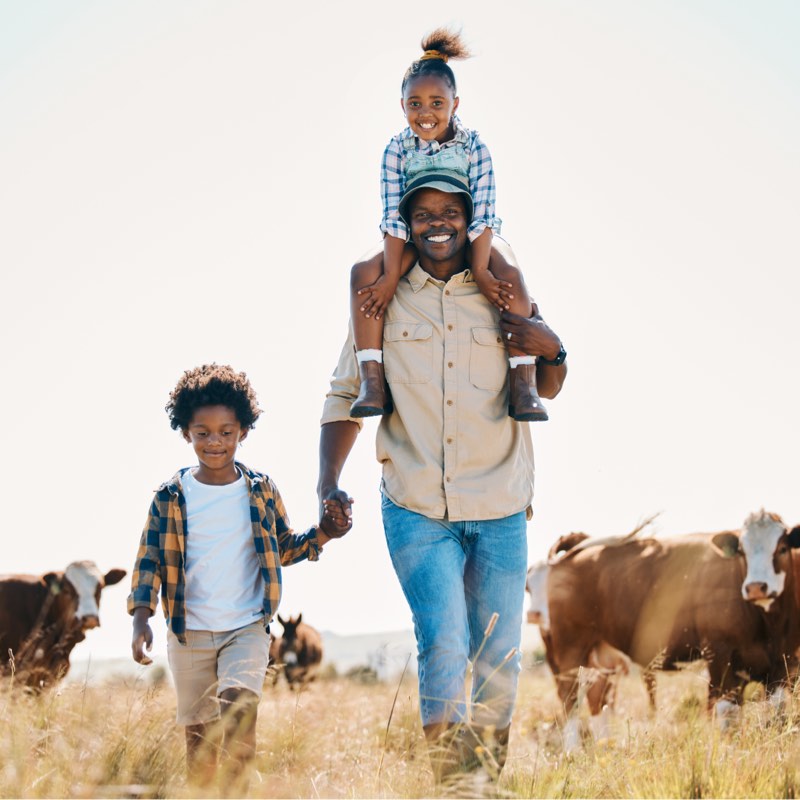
[
  {"xmin": 537, "ymin": 361, "xmax": 567, "ymax": 399},
  {"xmin": 317, "ymin": 420, "xmax": 360, "ymax": 498}
]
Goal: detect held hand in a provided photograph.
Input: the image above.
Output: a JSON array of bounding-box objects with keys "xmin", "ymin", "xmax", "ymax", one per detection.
[
  {"xmin": 131, "ymin": 612, "xmax": 154, "ymax": 665},
  {"xmin": 472, "ymin": 268, "xmax": 515, "ymax": 311},
  {"xmin": 500, "ymin": 310, "xmax": 562, "ymax": 360},
  {"xmin": 318, "ymin": 490, "xmax": 354, "ymax": 539},
  {"xmin": 357, "ymin": 274, "xmax": 398, "ymax": 321}
]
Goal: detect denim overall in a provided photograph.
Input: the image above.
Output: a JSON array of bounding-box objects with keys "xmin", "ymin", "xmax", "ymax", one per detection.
[{"xmin": 402, "ymin": 132, "xmax": 470, "ymax": 185}]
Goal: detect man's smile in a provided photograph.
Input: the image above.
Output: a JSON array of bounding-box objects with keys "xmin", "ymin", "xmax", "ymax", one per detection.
[{"xmin": 425, "ymin": 231, "xmax": 455, "ymax": 243}]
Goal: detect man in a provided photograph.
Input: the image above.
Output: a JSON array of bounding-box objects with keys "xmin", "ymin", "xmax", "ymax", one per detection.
[{"xmin": 318, "ymin": 170, "xmax": 567, "ymax": 787}]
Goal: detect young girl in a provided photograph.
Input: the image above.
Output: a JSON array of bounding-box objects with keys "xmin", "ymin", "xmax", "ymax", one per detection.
[{"xmin": 349, "ymin": 27, "xmax": 547, "ymax": 422}]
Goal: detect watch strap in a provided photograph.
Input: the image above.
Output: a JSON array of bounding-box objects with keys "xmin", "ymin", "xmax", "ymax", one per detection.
[{"xmin": 539, "ymin": 344, "xmax": 566, "ymax": 366}]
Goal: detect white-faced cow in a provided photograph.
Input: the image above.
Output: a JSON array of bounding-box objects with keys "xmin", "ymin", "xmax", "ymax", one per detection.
[
  {"xmin": 272, "ymin": 613, "xmax": 323, "ymax": 688},
  {"xmin": 546, "ymin": 511, "xmax": 800, "ymax": 751},
  {"xmin": 0, "ymin": 561, "xmax": 126, "ymax": 688}
]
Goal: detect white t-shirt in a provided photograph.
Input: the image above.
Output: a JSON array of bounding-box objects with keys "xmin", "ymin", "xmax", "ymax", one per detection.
[{"xmin": 183, "ymin": 468, "xmax": 265, "ymax": 632}]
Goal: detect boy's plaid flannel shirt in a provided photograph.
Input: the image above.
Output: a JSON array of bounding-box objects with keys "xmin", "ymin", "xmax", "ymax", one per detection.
[{"xmin": 127, "ymin": 462, "xmax": 322, "ymax": 644}]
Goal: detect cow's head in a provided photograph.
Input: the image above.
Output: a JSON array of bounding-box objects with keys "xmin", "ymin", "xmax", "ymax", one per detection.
[
  {"xmin": 277, "ymin": 613, "xmax": 302, "ymax": 651},
  {"xmin": 43, "ymin": 561, "xmax": 127, "ymax": 633},
  {"xmin": 711, "ymin": 510, "xmax": 800, "ymax": 610}
]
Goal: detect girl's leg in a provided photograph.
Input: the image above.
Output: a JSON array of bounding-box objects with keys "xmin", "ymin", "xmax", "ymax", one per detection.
[
  {"xmin": 349, "ymin": 243, "xmax": 416, "ymax": 417},
  {"xmin": 489, "ymin": 240, "xmax": 548, "ymax": 422}
]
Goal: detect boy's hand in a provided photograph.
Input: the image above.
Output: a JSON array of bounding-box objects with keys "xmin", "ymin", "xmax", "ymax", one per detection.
[
  {"xmin": 472, "ymin": 267, "xmax": 515, "ymax": 311},
  {"xmin": 357, "ymin": 274, "xmax": 399, "ymax": 321},
  {"xmin": 318, "ymin": 492, "xmax": 354, "ymax": 539},
  {"xmin": 131, "ymin": 608, "xmax": 154, "ymax": 665}
]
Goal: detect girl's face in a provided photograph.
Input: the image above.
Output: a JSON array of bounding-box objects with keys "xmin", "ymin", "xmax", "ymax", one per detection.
[{"xmin": 401, "ymin": 74, "xmax": 459, "ymax": 143}]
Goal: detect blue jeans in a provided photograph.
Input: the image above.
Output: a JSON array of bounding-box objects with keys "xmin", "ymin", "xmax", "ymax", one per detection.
[{"xmin": 381, "ymin": 495, "xmax": 527, "ymax": 728}]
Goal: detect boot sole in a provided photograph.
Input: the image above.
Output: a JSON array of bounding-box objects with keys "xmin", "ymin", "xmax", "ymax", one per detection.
[
  {"xmin": 509, "ymin": 406, "xmax": 549, "ymax": 422},
  {"xmin": 350, "ymin": 401, "xmax": 394, "ymax": 418}
]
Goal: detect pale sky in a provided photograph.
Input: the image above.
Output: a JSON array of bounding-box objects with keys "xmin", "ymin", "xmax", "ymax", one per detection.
[{"xmin": 1, "ymin": 1, "xmax": 798, "ymax": 664}]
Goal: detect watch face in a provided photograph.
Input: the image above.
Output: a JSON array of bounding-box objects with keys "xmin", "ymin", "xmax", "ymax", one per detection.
[{"xmin": 542, "ymin": 345, "xmax": 566, "ymax": 366}]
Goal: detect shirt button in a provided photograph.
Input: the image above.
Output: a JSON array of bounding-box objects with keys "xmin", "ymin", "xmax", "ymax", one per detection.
[
  {"xmin": 447, "ymin": 399, "xmax": 453, "ymax": 406},
  {"xmin": 402, "ymin": 331, "xmax": 408, "ymax": 337},
  {"xmin": 446, "ymin": 476, "xmax": 451, "ymax": 483},
  {"xmin": 447, "ymin": 437, "xmax": 453, "ymax": 444},
  {"xmin": 445, "ymin": 290, "xmax": 450, "ymax": 296},
  {"xmin": 496, "ymin": 336, "xmax": 502, "ymax": 344},
  {"xmin": 448, "ymin": 362, "xmax": 453, "ymax": 368},
  {"xmin": 447, "ymin": 324, "xmax": 453, "ymax": 331}
]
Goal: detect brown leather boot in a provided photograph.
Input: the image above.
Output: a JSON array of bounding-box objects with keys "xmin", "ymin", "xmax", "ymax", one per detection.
[
  {"xmin": 350, "ymin": 360, "xmax": 392, "ymax": 418},
  {"xmin": 472, "ymin": 724, "xmax": 510, "ymax": 781},
  {"xmin": 508, "ymin": 362, "xmax": 548, "ymax": 422},
  {"xmin": 423, "ymin": 723, "xmax": 461, "ymax": 785}
]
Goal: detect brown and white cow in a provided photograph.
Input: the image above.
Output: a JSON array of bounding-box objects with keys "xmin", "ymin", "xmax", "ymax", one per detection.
[
  {"xmin": 273, "ymin": 613, "xmax": 323, "ymax": 688},
  {"xmin": 546, "ymin": 511, "xmax": 800, "ymax": 750},
  {"xmin": 0, "ymin": 561, "xmax": 126, "ymax": 688},
  {"xmin": 527, "ymin": 554, "xmax": 635, "ymax": 740}
]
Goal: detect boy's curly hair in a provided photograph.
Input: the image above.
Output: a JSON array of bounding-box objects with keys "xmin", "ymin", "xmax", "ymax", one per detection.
[{"xmin": 166, "ymin": 364, "xmax": 261, "ymax": 431}]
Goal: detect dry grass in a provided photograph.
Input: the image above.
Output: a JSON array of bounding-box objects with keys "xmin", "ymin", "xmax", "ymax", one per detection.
[{"xmin": 3, "ymin": 663, "xmax": 800, "ymax": 798}]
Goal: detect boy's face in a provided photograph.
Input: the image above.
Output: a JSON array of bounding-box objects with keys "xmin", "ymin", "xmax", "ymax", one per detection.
[{"xmin": 182, "ymin": 404, "xmax": 247, "ymax": 484}]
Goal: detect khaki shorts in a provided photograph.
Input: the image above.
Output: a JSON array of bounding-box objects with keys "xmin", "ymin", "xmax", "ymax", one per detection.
[{"xmin": 167, "ymin": 620, "xmax": 270, "ymax": 726}]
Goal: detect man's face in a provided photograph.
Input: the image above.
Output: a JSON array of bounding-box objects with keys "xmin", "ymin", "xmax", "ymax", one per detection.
[{"xmin": 408, "ymin": 188, "xmax": 469, "ymax": 263}]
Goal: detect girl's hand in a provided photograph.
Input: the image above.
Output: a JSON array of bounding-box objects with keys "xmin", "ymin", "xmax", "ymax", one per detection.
[
  {"xmin": 356, "ymin": 274, "xmax": 399, "ymax": 321},
  {"xmin": 319, "ymin": 495, "xmax": 353, "ymax": 539},
  {"xmin": 472, "ymin": 268, "xmax": 515, "ymax": 311}
]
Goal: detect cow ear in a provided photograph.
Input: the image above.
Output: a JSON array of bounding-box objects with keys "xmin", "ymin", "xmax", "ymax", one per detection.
[
  {"xmin": 788, "ymin": 526, "xmax": 800, "ymax": 549},
  {"xmin": 711, "ymin": 532, "xmax": 741, "ymax": 558},
  {"xmin": 42, "ymin": 572, "xmax": 62, "ymax": 593},
  {"xmin": 296, "ymin": 613, "xmax": 302, "ymax": 624},
  {"xmin": 103, "ymin": 569, "xmax": 127, "ymax": 587}
]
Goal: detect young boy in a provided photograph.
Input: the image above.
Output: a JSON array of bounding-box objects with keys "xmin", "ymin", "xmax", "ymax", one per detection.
[{"xmin": 128, "ymin": 363, "xmax": 351, "ymax": 791}]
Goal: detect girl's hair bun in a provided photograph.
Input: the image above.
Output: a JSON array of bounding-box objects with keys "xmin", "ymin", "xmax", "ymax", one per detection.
[
  {"xmin": 420, "ymin": 28, "xmax": 472, "ymax": 61},
  {"xmin": 402, "ymin": 27, "xmax": 471, "ymax": 93}
]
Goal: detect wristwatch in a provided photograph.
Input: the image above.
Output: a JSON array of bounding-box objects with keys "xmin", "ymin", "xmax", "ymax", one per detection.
[{"xmin": 538, "ymin": 343, "xmax": 567, "ymax": 366}]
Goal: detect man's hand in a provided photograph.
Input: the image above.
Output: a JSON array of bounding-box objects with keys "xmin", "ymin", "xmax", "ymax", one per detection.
[
  {"xmin": 500, "ymin": 311, "xmax": 562, "ymax": 360},
  {"xmin": 318, "ymin": 489, "xmax": 354, "ymax": 539},
  {"xmin": 131, "ymin": 607, "xmax": 154, "ymax": 665}
]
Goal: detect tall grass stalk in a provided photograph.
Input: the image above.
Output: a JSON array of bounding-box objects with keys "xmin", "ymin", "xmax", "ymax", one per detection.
[{"xmin": 3, "ymin": 663, "xmax": 800, "ymax": 797}]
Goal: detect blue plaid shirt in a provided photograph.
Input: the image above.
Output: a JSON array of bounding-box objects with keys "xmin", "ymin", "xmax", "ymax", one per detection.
[{"xmin": 380, "ymin": 117, "xmax": 502, "ymax": 243}]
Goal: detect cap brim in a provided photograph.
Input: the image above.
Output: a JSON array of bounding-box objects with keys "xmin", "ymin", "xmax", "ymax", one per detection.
[{"xmin": 398, "ymin": 181, "xmax": 474, "ymax": 227}]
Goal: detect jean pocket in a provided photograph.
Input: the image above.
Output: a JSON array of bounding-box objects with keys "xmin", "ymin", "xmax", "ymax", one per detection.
[
  {"xmin": 384, "ymin": 321, "xmax": 433, "ymax": 384},
  {"xmin": 469, "ymin": 326, "xmax": 507, "ymax": 391}
]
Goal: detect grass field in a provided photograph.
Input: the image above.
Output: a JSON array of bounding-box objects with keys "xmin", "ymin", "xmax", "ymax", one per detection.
[{"xmin": 2, "ymin": 661, "xmax": 800, "ymax": 798}]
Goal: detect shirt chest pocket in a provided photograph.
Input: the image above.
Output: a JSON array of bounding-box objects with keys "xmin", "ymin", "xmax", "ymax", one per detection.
[
  {"xmin": 384, "ymin": 321, "xmax": 433, "ymax": 384},
  {"xmin": 469, "ymin": 326, "xmax": 507, "ymax": 392}
]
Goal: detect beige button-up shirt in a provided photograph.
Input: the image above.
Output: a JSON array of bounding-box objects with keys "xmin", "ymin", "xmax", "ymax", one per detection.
[{"xmin": 322, "ymin": 263, "xmax": 534, "ymax": 522}]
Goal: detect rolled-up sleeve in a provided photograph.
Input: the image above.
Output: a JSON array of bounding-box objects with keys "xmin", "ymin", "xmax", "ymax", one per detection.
[
  {"xmin": 380, "ymin": 137, "xmax": 410, "ymax": 241},
  {"xmin": 267, "ymin": 479, "xmax": 323, "ymax": 564},
  {"xmin": 127, "ymin": 498, "xmax": 162, "ymax": 615},
  {"xmin": 467, "ymin": 133, "xmax": 502, "ymax": 241},
  {"xmin": 320, "ymin": 327, "xmax": 364, "ymax": 428}
]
